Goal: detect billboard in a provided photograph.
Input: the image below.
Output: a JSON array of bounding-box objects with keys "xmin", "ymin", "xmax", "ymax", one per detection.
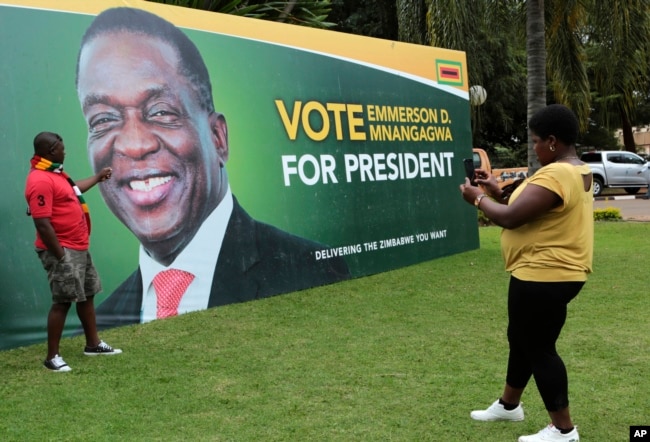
[{"xmin": 0, "ymin": 0, "xmax": 477, "ymax": 350}]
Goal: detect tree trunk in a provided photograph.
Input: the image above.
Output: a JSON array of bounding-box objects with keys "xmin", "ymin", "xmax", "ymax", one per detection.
[
  {"xmin": 396, "ymin": 0, "xmax": 426, "ymax": 44},
  {"xmin": 278, "ymin": 0, "xmax": 298, "ymax": 22},
  {"xmin": 526, "ymin": 0, "xmax": 545, "ymax": 173},
  {"xmin": 620, "ymin": 108, "xmax": 636, "ymax": 153}
]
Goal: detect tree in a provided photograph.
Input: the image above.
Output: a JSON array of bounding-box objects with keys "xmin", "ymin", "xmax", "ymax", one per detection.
[
  {"xmin": 544, "ymin": 0, "xmax": 590, "ymax": 126},
  {"xmin": 585, "ymin": 0, "xmax": 650, "ymax": 152},
  {"xmin": 526, "ymin": 0, "xmax": 546, "ymax": 171},
  {"xmin": 148, "ymin": 0, "xmax": 336, "ymax": 28},
  {"xmin": 526, "ymin": 0, "xmax": 594, "ymax": 171},
  {"xmin": 396, "ymin": 0, "xmax": 426, "ymax": 44},
  {"xmin": 427, "ymin": 1, "xmax": 528, "ymax": 154},
  {"xmin": 328, "ymin": 0, "xmax": 397, "ymax": 39},
  {"xmin": 427, "ymin": 0, "xmax": 591, "ymax": 173}
]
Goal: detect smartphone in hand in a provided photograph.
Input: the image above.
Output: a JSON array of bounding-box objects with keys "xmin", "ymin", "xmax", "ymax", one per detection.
[{"xmin": 463, "ymin": 158, "xmax": 477, "ymax": 186}]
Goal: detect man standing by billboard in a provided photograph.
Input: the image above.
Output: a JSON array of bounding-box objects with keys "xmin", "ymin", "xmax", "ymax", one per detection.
[{"xmin": 25, "ymin": 131, "xmax": 122, "ymax": 371}]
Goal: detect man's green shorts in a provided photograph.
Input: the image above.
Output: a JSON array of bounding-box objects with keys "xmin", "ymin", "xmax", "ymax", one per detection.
[{"xmin": 37, "ymin": 248, "xmax": 102, "ymax": 303}]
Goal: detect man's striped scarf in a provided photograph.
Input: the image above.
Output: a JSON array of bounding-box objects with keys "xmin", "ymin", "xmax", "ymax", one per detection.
[{"xmin": 29, "ymin": 155, "xmax": 91, "ymax": 234}]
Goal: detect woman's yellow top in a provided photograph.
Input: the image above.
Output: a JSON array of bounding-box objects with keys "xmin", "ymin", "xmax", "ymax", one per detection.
[{"xmin": 501, "ymin": 163, "xmax": 593, "ymax": 282}]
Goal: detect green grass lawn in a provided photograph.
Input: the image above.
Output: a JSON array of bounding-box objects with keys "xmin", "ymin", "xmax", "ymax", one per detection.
[{"xmin": 1, "ymin": 223, "xmax": 648, "ymax": 441}]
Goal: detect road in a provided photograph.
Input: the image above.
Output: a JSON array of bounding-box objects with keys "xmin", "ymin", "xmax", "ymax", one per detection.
[{"xmin": 594, "ymin": 194, "xmax": 650, "ymax": 221}]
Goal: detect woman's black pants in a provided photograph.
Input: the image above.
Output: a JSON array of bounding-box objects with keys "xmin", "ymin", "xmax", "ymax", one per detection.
[{"xmin": 506, "ymin": 276, "xmax": 584, "ymax": 412}]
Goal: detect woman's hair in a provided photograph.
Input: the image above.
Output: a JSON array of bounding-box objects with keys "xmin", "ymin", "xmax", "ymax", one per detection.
[{"xmin": 528, "ymin": 104, "xmax": 579, "ymax": 145}]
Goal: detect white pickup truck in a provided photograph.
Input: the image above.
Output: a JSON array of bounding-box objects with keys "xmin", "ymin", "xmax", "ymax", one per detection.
[{"xmin": 580, "ymin": 151, "xmax": 649, "ymax": 196}]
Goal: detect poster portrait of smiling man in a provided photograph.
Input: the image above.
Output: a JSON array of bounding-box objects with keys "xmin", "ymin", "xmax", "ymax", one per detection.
[
  {"xmin": 1, "ymin": 0, "xmax": 476, "ymax": 349},
  {"xmin": 75, "ymin": 7, "xmax": 351, "ymax": 327}
]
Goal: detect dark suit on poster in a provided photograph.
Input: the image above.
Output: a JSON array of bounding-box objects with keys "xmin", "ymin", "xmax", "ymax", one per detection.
[{"xmin": 95, "ymin": 198, "xmax": 350, "ymax": 329}]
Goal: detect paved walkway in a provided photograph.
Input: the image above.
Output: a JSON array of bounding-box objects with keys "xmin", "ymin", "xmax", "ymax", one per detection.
[{"xmin": 593, "ymin": 195, "xmax": 650, "ymax": 221}]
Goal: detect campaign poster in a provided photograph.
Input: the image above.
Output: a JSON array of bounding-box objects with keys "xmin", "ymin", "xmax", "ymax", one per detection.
[{"xmin": 0, "ymin": 0, "xmax": 477, "ymax": 350}]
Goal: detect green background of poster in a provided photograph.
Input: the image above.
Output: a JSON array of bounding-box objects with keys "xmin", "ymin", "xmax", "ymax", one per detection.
[{"xmin": 0, "ymin": 4, "xmax": 477, "ymax": 350}]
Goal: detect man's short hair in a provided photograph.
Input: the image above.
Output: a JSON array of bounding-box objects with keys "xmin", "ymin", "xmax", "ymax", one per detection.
[
  {"xmin": 528, "ymin": 104, "xmax": 579, "ymax": 146},
  {"xmin": 75, "ymin": 7, "xmax": 215, "ymax": 113},
  {"xmin": 33, "ymin": 131, "xmax": 61, "ymax": 154}
]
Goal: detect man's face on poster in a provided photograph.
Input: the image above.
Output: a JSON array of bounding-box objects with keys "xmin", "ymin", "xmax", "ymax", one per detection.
[{"xmin": 77, "ymin": 32, "xmax": 228, "ymax": 262}]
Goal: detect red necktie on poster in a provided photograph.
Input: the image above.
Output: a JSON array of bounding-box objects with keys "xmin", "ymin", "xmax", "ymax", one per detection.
[{"xmin": 152, "ymin": 269, "xmax": 195, "ymax": 319}]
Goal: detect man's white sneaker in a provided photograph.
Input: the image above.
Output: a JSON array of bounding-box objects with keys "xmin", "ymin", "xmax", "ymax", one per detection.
[
  {"xmin": 518, "ymin": 424, "xmax": 579, "ymax": 442},
  {"xmin": 44, "ymin": 354, "xmax": 71, "ymax": 372},
  {"xmin": 470, "ymin": 399, "xmax": 524, "ymax": 421}
]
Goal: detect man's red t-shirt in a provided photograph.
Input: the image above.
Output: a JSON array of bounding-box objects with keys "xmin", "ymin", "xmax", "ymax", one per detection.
[{"xmin": 25, "ymin": 169, "xmax": 89, "ymax": 250}]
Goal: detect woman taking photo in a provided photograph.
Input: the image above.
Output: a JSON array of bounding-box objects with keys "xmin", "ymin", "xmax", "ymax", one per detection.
[{"xmin": 460, "ymin": 104, "xmax": 593, "ymax": 442}]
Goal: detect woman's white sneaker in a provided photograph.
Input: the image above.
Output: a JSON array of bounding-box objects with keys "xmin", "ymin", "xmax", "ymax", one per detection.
[
  {"xmin": 518, "ymin": 424, "xmax": 579, "ymax": 442},
  {"xmin": 470, "ymin": 399, "xmax": 524, "ymax": 421}
]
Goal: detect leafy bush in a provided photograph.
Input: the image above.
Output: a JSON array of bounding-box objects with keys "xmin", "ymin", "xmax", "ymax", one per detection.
[
  {"xmin": 479, "ymin": 206, "xmax": 622, "ymax": 224},
  {"xmin": 593, "ymin": 207, "xmax": 622, "ymax": 221},
  {"xmin": 477, "ymin": 209, "xmax": 491, "ymax": 226}
]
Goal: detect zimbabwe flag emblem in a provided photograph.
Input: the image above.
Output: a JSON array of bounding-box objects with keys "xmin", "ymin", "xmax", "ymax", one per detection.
[{"xmin": 436, "ymin": 60, "xmax": 463, "ymax": 86}]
